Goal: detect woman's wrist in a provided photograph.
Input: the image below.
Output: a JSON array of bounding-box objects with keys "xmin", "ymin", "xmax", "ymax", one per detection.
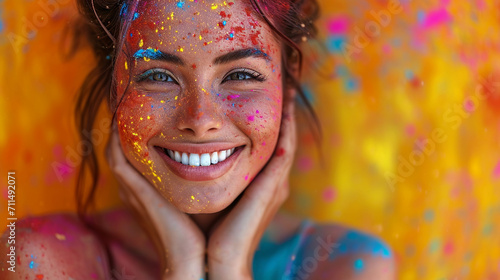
[
  {"xmin": 207, "ymin": 260, "xmax": 253, "ymax": 280},
  {"xmin": 162, "ymin": 256, "xmax": 206, "ymax": 280}
]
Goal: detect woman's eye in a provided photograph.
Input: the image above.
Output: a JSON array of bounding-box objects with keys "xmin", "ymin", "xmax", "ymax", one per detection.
[
  {"xmin": 150, "ymin": 72, "xmax": 173, "ymax": 82},
  {"xmin": 136, "ymin": 69, "xmax": 177, "ymax": 83},
  {"xmin": 223, "ymin": 70, "xmax": 265, "ymax": 82}
]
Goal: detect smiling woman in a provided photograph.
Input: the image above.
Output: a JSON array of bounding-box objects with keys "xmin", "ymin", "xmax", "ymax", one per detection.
[{"xmin": 0, "ymin": 0, "xmax": 395, "ymax": 279}]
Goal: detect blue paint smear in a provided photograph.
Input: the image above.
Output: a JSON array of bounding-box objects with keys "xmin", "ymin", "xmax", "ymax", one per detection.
[
  {"xmin": 177, "ymin": 0, "xmax": 185, "ymax": 8},
  {"xmin": 133, "ymin": 48, "xmax": 164, "ymax": 60},
  {"xmin": 133, "ymin": 12, "xmax": 140, "ymax": 20},
  {"xmin": 329, "ymin": 231, "xmax": 392, "ymax": 260}
]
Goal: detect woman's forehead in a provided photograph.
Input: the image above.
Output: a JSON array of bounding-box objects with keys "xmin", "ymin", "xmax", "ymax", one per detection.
[{"xmin": 125, "ymin": 0, "xmax": 280, "ymax": 56}]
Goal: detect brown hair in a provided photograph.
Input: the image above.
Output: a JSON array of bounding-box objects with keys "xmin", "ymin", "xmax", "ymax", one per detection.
[{"xmin": 73, "ymin": 0, "xmax": 322, "ymax": 271}]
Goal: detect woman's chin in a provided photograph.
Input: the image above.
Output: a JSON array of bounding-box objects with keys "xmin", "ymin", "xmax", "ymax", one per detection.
[
  {"xmin": 165, "ymin": 184, "xmax": 243, "ymax": 214},
  {"xmin": 172, "ymin": 197, "xmax": 237, "ymax": 214}
]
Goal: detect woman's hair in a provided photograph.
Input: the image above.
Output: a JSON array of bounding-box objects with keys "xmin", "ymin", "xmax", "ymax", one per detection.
[{"xmin": 74, "ymin": 0, "xmax": 321, "ymax": 219}]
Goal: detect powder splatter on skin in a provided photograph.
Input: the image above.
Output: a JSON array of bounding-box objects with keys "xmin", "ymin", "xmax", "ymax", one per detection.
[{"xmin": 29, "ymin": 254, "xmax": 39, "ymax": 269}]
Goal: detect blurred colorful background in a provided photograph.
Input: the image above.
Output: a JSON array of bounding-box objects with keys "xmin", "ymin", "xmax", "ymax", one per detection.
[{"xmin": 1, "ymin": 0, "xmax": 500, "ymax": 279}]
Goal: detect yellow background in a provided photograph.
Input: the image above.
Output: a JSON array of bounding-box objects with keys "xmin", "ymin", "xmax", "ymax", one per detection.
[{"xmin": 1, "ymin": 0, "xmax": 500, "ymax": 279}]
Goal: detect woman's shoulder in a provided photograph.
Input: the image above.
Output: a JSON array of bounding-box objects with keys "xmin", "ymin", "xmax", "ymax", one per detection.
[
  {"xmin": 0, "ymin": 212, "xmax": 110, "ymax": 280},
  {"xmin": 260, "ymin": 212, "xmax": 396, "ymax": 280}
]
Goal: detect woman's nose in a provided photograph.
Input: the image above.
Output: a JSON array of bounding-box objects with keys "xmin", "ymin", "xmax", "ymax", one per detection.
[{"xmin": 175, "ymin": 87, "xmax": 223, "ymax": 137}]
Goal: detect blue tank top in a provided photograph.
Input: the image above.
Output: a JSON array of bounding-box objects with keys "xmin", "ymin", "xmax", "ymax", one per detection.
[{"xmin": 252, "ymin": 219, "xmax": 315, "ymax": 280}]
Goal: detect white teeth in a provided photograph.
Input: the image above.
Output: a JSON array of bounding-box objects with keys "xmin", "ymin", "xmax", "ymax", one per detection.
[
  {"xmin": 211, "ymin": 152, "xmax": 219, "ymax": 164},
  {"xmin": 218, "ymin": 150, "xmax": 227, "ymax": 162},
  {"xmin": 200, "ymin": 153, "xmax": 211, "ymax": 166},
  {"xmin": 164, "ymin": 147, "xmax": 239, "ymax": 166},
  {"xmin": 174, "ymin": 151, "xmax": 181, "ymax": 162},
  {"xmin": 167, "ymin": 149, "xmax": 174, "ymax": 159},
  {"xmin": 181, "ymin": 153, "xmax": 189, "ymax": 165},
  {"xmin": 189, "ymin": 154, "xmax": 200, "ymax": 166}
]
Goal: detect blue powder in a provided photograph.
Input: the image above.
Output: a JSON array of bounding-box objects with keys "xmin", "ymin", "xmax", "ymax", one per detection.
[
  {"xmin": 120, "ymin": 3, "xmax": 128, "ymax": 16},
  {"xmin": 133, "ymin": 12, "xmax": 140, "ymax": 20},
  {"xmin": 133, "ymin": 48, "xmax": 164, "ymax": 60},
  {"xmin": 177, "ymin": 1, "xmax": 185, "ymax": 8},
  {"xmin": 354, "ymin": 258, "xmax": 364, "ymax": 272}
]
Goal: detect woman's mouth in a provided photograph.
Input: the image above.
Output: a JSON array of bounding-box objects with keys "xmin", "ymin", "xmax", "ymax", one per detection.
[
  {"xmin": 154, "ymin": 144, "xmax": 245, "ymax": 181},
  {"xmin": 161, "ymin": 147, "xmax": 236, "ymax": 166}
]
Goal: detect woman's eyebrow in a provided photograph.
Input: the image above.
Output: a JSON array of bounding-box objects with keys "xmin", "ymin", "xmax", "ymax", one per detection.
[
  {"xmin": 213, "ymin": 48, "xmax": 272, "ymax": 65},
  {"xmin": 132, "ymin": 47, "xmax": 271, "ymax": 65},
  {"xmin": 133, "ymin": 48, "xmax": 185, "ymax": 65}
]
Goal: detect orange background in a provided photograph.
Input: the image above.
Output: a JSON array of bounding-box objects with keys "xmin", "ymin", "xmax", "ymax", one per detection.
[{"xmin": 1, "ymin": 0, "xmax": 500, "ymax": 279}]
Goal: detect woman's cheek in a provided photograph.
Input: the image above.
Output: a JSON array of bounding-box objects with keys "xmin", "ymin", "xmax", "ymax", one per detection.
[
  {"xmin": 116, "ymin": 91, "xmax": 165, "ymax": 184},
  {"xmin": 220, "ymin": 90, "xmax": 282, "ymax": 164}
]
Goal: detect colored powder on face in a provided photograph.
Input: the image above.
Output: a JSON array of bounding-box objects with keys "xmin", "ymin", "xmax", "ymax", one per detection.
[
  {"xmin": 29, "ymin": 255, "xmax": 39, "ymax": 269},
  {"xmin": 354, "ymin": 258, "xmax": 364, "ymax": 272},
  {"xmin": 133, "ymin": 12, "xmax": 140, "ymax": 20},
  {"xmin": 36, "ymin": 275, "xmax": 44, "ymax": 279},
  {"xmin": 177, "ymin": 0, "xmax": 185, "ymax": 8},
  {"xmin": 120, "ymin": 3, "xmax": 128, "ymax": 16},
  {"xmin": 227, "ymin": 94, "xmax": 240, "ymax": 100},
  {"xmin": 133, "ymin": 48, "xmax": 164, "ymax": 60},
  {"xmin": 247, "ymin": 115, "xmax": 255, "ymax": 121}
]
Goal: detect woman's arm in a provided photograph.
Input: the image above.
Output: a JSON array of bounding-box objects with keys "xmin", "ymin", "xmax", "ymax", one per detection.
[
  {"xmin": 0, "ymin": 214, "xmax": 109, "ymax": 280},
  {"xmin": 297, "ymin": 226, "xmax": 396, "ymax": 280}
]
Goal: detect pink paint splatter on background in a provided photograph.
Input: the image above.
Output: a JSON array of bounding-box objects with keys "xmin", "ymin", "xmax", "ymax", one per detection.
[
  {"xmin": 422, "ymin": 8, "xmax": 452, "ymax": 29},
  {"xmin": 492, "ymin": 161, "xmax": 500, "ymax": 178},
  {"xmin": 297, "ymin": 156, "xmax": 313, "ymax": 172},
  {"xmin": 327, "ymin": 16, "xmax": 349, "ymax": 34},
  {"xmin": 322, "ymin": 186, "xmax": 336, "ymax": 202}
]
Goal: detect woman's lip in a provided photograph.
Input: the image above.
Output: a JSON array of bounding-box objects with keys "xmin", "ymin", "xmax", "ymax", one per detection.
[{"xmin": 155, "ymin": 145, "xmax": 245, "ymax": 182}]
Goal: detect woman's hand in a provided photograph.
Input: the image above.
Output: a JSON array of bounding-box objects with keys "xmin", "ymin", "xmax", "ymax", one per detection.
[
  {"xmin": 206, "ymin": 88, "xmax": 298, "ymax": 279},
  {"xmin": 106, "ymin": 129, "xmax": 206, "ymax": 280}
]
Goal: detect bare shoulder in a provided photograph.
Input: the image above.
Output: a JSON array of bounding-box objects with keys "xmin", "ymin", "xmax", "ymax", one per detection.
[
  {"xmin": 0, "ymin": 212, "xmax": 110, "ymax": 280},
  {"xmin": 296, "ymin": 221, "xmax": 396, "ymax": 280}
]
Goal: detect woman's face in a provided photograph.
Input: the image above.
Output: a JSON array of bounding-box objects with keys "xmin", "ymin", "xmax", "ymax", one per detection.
[{"xmin": 114, "ymin": 0, "xmax": 284, "ymax": 213}]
